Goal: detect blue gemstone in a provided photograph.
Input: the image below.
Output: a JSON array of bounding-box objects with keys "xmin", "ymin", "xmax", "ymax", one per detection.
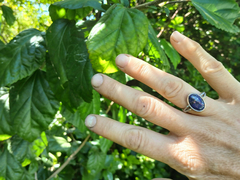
[{"xmin": 188, "ymin": 94, "xmax": 205, "ymax": 112}]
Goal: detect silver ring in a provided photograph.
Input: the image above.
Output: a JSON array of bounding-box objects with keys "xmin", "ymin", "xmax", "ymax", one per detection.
[{"xmin": 183, "ymin": 92, "xmax": 206, "ymax": 112}]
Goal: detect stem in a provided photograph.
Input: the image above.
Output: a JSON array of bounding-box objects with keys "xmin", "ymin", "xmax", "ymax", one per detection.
[
  {"xmin": 106, "ymin": 101, "xmax": 114, "ymax": 114},
  {"xmin": 157, "ymin": 6, "xmax": 181, "ymax": 37},
  {"xmin": 47, "ymin": 134, "xmax": 91, "ymax": 180},
  {"xmin": 133, "ymin": 0, "xmax": 190, "ymax": 9}
]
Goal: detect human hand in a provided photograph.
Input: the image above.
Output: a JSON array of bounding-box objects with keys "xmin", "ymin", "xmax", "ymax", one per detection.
[{"xmin": 85, "ymin": 31, "xmax": 240, "ymax": 180}]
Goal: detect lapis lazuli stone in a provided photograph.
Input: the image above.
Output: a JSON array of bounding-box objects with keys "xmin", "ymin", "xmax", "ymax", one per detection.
[{"xmin": 188, "ymin": 94, "xmax": 205, "ymax": 112}]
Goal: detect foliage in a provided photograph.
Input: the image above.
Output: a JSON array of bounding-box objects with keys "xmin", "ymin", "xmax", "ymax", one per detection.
[{"xmin": 0, "ymin": 0, "xmax": 239, "ymax": 179}]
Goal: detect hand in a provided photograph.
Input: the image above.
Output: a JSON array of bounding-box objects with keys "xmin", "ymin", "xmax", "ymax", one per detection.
[{"xmin": 85, "ymin": 31, "xmax": 240, "ymax": 180}]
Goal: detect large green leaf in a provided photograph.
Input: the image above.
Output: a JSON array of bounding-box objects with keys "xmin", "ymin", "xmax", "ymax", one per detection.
[
  {"xmin": 1, "ymin": 5, "xmax": 16, "ymax": 26},
  {"xmin": 144, "ymin": 24, "xmax": 169, "ymax": 69},
  {"xmin": 62, "ymin": 90, "xmax": 100, "ymax": 132},
  {"xmin": 87, "ymin": 146, "xmax": 106, "ymax": 175},
  {"xmin": 87, "ymin": 4, "xmax": 149, "ymax": 73},
  {"xmin": 46, "ymin": 19, "xmax": 93, "ymax": 110},
  {"xmin": 0, "ymin": 147, "xmax": 24, "ymax": 180},
  {"xmin": 192, "ymin": 0, "xmax": 240, "ymax": 33},
  {"xmin": 160, "ymin": 39, "xmax": 181, "ymax": 69},
  {"xmin": 53, "ymin": 0, "xmax": 105, "ymax": 11},
  {"xmin": 0, "ymin": 29, "xmax": 46, "ymax": 87},
  {"xmin": 0, "ymin": 88, "xmax": 13, "ymax": 135},
  {"xmin": 10, "ymin": 70, "xmax": 59, "ymax": 142}
]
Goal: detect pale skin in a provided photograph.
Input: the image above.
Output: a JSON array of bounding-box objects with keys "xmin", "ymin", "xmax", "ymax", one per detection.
[{"xmin": 85, "ymin": 31, "xmax": 240, "ymax": 180}]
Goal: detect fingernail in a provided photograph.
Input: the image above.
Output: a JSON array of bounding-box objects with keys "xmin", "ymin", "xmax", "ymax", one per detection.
[
  {"xmin": 85, "ymin": 115, "xmax": 97, "ymax": 128},
  {"xmin": 91, "ymin": 74, "xmax": 103, "ymax": 87},
  {"xmin": 171, "ymin": 31, "xmax": 185, "ymax": 43},
  {"xmin": 116, "ymin": 54, "xmax": 130, "ymax": 68}
]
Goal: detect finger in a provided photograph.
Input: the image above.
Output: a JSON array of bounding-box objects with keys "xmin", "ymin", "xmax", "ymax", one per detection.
[
  {"xmin": 91, "ymin": 73, "xmax": 189, "ymax": 134},
  {"xmin": 170, "ymin": 31, "xmax": 240, "ymax": 101},
  {"xmin": 85, "ymin": 114, "xmax": 174, "ymax": 165},
  {"xmin": 115, "ymin": 54, "xmax": 218, "ymax": 116}
]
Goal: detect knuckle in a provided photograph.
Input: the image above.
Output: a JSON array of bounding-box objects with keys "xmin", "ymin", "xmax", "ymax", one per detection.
[
  {"xmin": 184, "ymin": 41, "xmax": 201, "ymax": 55},
  {"xmin": 134, "ymin": 62, "xmax": 149, "ymax": 77},
  {"xmin": 124, "ymin": 128, "xmax": 146, "ymax": 151},
  {"xmin": 161, "ymin": 78, "xmax": 184, "ymax": 99},
  {"xmin": 201, "ymin": 60, "xmax": 225, "ymax": 75},
  {"xmin": 133, "ymin": 96, "xmax": 156, "ymax": 118}
]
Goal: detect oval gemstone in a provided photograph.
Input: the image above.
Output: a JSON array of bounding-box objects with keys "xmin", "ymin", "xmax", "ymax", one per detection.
[{"xmin": 188, "ymin": 94, "xmax": 205, "ymax": 112}]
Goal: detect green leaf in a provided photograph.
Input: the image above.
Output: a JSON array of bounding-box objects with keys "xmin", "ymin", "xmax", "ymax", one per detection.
[
  {"xmin": 47, "ymin": 136, "xmax": 71, "ymax": 152},
  {"xmin": 145, "ymin": 24, "xmax": 169, "ymax": 69},
  {"xmin": 0, "ymin": 146, "xmax": 24, "ymax": 180},
  {"xmin": 0, "ymin": 29, "xmax": 46, "ymax": 87},
  {"xmin": 10, "ymin": 70, "xmax": 59, "ymax": 141},
  {"xmin": 10, "ymin": 136, "xmax": 31, "ymax": 163},
  {"xmin": 46, "ymin": 19, "xmax": 93, "ymax": 109},
  {"xmin": 87, "ymin": 146, "xmax": 106, "ymax": 175},
  {"xmin": 0, "ymin": 135, "xmax": 11, "ymax": 141},
  {"xmin": 100, "ymin": 138, "xmax": 113, "ymax": 153},
  {"xmin": 49, "ymin": 5, "xmax": 92, "ymax": 21},
  {"xmin": 30, "ymin": 132, "xmax": 48, "ymax": 158},
  {"xmin": 192, "ymin": 0, "xmax": 240, "ymax": 33},
  {"xmin": 118, "ymin": 106, "xmax": 126, "ymax": 123},
  {"xmin": 103, "ymin": 170, "xmax": 113, "ymax": 180},
  {"xmin": 0, "ymin": 40, "xmax": 5, "ymax": 50},
  {"xmin": 62, "ymin": 90, "xmax": 100, "ymax": 132},
  {"xmin": 1, "ymin": 5, "xmax": 15, "ymax": 26},
  {"xmin": 28, "ymin": 161, "xmax": 38, "ymax": 174},
  {"xmin": 87, "ymin": 4, "xmax": 149, "ymax": 73},
  {"xmin": 160, "ymin": 39, "xmax": 181, "ymax": 69},
  {"xmin": 0, "ymin": 88, "xmax": 13, "ymax": 135},
  {"xmin": 120, "ymin": 0, "xmax": 129, "ymax": 8},
  {"xmin": 53, "ymin": 0, "xmax": 105, "ymax": 11},
  {"xmin": 14, "ymin": 132, "xmax": 48, "ymax": 167}
]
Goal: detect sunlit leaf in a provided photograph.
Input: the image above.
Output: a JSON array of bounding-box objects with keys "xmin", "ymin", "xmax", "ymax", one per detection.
[
  {"xmin": 192, "ymin": 0, "xmax": 240, "ymax": 33},
  {"xmin": 47, "ymin": 136, "xmax": 71, "ymax": 152},
  {"xmin": 0, "ymin": 29, "xmax": 46, "ymax": 87},
  {"xmin": 87, "ymin": 4, "xmax": 149, "ymax": 73}
]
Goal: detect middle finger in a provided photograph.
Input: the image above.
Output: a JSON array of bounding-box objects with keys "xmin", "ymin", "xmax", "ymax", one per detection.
[
  {"xmin": 91, "ymin": 74, "xmax": 189, "ymax": 134},
  {"xmin": 115, "ymin": 54, "xmax": 218, "ymax": 116}
]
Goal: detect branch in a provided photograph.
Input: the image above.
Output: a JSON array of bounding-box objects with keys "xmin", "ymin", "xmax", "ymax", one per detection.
[
  {"xmin": 47, "ymin": 134, "xmax": 91, "ymax": 180},
  {"xmin": 133, "ymin": 0, "xmax": 190, "ymax": 10}
]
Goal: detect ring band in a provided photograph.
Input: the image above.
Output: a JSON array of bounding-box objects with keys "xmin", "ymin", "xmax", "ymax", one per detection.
[{"xmin": 183, "ymin": 92, "xmax": 206, "ymax": 112}]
